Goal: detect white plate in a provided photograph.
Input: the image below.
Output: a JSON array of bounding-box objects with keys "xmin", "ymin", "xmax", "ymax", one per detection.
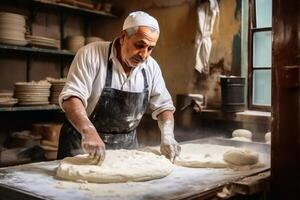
[
  {"xmin": 0, "ymin": 18, "xmax": 26, "ymax": 26},
  {"xmin": 27, "ymin": 35, "xmax": 59, "ymax": 43},
  {"xmin": 0, "ymin": 27, "xmax": 26, "ymax": 33},
  {"xmin": 0, "ymin": 12, "xmax": 26, "ymax": 20},
  {"xmin": 0, "ymin": 31, "xmax": 25, "ymax": 38},
  {"xmin": 0, "ymin": 91, "xmax": 13, "ymax": 97},
  {"xmin": 18, "ymin": 101, "xmax": 49, "ymax": 106},
  {"xmin": 0, "ymin": 102, "xmax": 17, "ymax": 107},
  {"xmin": 0, "ymin": 38, "xmax": 28, "ymax": 46}
]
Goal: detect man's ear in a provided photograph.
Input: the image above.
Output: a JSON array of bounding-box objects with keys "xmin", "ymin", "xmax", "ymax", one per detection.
[{"xmin": 119, "ymin": 30, "xmax": 126, "ymax": 45}]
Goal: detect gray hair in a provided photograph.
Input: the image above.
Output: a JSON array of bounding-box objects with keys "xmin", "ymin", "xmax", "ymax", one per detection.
[{"xmin": 124, "ymin": 26, "xmax": 159, "ymax": 37}]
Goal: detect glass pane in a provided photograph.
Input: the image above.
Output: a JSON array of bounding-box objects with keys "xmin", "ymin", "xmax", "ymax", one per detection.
[
  {"xmin": 256, "ymin": 0, "xmax": 272, "ymax": 28},
  {"xmin": 253, "ymin": 70, "xmax": 271, "ymax": 106},
  {"xmin": 253, "ymin": 31, "xmax": 272, "ymax": 68}
]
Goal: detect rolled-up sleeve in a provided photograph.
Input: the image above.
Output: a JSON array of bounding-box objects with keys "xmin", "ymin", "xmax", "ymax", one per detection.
[
  {"xmin": 149, "ymin": 62, "xmax": 175, "ymax": 120},
  {"xmin": 59, "ymin": 47, "xmax": 96, "ymax": 111}
]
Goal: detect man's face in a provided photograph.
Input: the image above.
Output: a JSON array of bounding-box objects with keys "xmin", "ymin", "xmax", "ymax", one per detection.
[{"xmin": 119, "ymin": 26, "xmax": 159, "ymax": 67}]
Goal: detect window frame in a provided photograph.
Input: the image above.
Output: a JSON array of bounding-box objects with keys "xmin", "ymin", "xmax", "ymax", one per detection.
[{"xmin": 248, "ymin": 0, "xmax": 272, "ymax": 111}]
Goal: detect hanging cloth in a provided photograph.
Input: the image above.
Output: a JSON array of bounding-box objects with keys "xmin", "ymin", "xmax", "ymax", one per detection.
[{"xmin": 194, "ymin": 0, "xmax": 219, "ymax": 74}]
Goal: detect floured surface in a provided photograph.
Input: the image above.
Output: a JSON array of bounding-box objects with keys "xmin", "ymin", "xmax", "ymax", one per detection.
[
  {"xmin": 142, "ymin": 143, "xmax": 262, "ymax": 169},
  {"xmin": 56, "ymin": 149, "xmax": 174, "ymax": 183},
  {"xmin": 230, "ymin": 137, "xmax": 252, "ymax": 142},
  {"xmin": 0, "ymin": 138, "xmax": 271, "ymax": 200},
  {"xmin": 175, "ymin": 144, "xmax": 235, "ymax": 168}
]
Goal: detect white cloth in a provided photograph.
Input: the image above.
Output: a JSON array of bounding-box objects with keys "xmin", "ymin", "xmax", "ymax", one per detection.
[
  {"xmin": 59, "ymin": 39, "xmax": 175, "ymax": 120},
  {"xmin": 194, "ymin": 0, "xmax": 219, "ymax": 74},
  {"xmin": 123, "ymin": 11, "xmax": 159, "ymax": 32}
]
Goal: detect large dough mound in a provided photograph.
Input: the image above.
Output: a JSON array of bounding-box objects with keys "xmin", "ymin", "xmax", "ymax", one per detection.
[
  {"xmin": 223, "ymin": 149, "xmax": 259, "ymax": 166},
  {"xmin": 56, "ymin": 149, "xmax": 174, "ymax": 183}
]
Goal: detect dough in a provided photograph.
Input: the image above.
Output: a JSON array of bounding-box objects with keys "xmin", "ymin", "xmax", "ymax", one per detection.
[
  {"xmin": 142, "ymin": 143, "xmax": 260, "ymax": 168},
  {"xmin": 232, "ymin": 129, "xmax": 252, "ymax": 140},
  {"xmin": 223, "ymin": 148, "xmax": 259, "ymax": 166},
  {"xmin": 265, "ymin": 132, "xmax": 271, "ymax": 144},
  {"xmin": 56, "ymin": 149, "xmax": 174, "ymax": 183}
]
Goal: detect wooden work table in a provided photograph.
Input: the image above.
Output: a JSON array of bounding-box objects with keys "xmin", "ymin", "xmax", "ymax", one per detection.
[{"xmin": 0, "ymin": 138, "xmax": 270, "ymax": 200}]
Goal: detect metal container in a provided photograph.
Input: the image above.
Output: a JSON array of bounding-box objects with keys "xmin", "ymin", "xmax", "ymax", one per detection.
[{"xmin": 220, "ymin": 76, "xmax": 246, "ymax": 112}]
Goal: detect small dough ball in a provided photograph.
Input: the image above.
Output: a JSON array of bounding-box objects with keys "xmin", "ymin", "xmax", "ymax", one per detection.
[
  {"xmin": 230, "ymin": 137, "xmax": 252, "ymax": 142},
  {"xmin": 265, "ymin": 132, "xmax": 271, "ymax": 144},
  {"xmin": 232, "ymin": 129, "xmax": 252, "ymax": 140},
  {"xmin": 223, "ymin": 148, "xmax": 259, "ymax": 166}
]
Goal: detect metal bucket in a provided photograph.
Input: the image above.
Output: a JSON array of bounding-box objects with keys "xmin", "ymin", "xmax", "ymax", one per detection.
[{"xmin": 220, "ymin": 76, "xmax": 246, "ymax": 112}]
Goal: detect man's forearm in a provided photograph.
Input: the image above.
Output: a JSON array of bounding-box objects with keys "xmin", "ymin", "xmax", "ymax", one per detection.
[
  {"xmin": 157, "ymin": 110, "xmax": 174, "ymax": 122},
  {"xmin": 157, "ymin": 110, "xmax": 180, "ymax": 161},
  {"xmin": 63, "ymin": 97, "xmax": 105, "ymax": 160},
  {"xmin": 62, "ymin": 96, "xmax": 96, "ymax": 136},
  {"xmin": 157, "ymin": 110, "xmax": 174, "ymax": 137}
]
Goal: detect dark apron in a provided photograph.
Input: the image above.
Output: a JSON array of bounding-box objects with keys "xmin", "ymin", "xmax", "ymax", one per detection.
[{"xmin": 57, "ymin": 42, "xmax": 149, "ymax": 159}]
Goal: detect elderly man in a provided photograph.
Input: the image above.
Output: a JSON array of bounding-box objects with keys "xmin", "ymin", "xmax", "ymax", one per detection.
[{"xmin": 57, "ymin": 11, "xmax": 180, "ymax": 163}]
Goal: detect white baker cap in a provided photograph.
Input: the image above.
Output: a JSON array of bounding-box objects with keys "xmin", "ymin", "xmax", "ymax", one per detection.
[{"xmin": 123, "ymin": 11, "xmax": 160, "ymax": 32}]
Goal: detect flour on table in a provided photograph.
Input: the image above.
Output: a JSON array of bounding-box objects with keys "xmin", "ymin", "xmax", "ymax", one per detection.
[
  {"xmin": 56, "ymin": 149, "xmax": 174, "ymax": 183},
  {"xmin": 141, "ymin": 143, "xmax": 261, "ymax": 169},
  {"xmin": 175, "ymin": 144, "xmax": 235, "ymax": 168},
  {"xmin": 230, "ymin": 137, "xmax": 252, "ymax": 142}
]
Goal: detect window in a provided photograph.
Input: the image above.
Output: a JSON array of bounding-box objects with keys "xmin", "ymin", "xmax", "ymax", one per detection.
[{"xmin": 248, "ymin": 0, "xmax": 272, "ymax": 110}]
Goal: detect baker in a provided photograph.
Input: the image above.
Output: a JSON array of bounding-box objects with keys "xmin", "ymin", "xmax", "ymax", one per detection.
[{"xmin": 57, "ymin": 11, "xmax": 181, "ymax": 163}]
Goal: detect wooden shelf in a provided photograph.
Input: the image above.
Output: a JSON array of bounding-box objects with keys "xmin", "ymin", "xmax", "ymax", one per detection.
[
  {"xmin": 10, "ymin": 0, "xmax": 117, "ymax": 18},
  {"xmin": 34, "ymin": 0, "xmax": 117, "ymax": 17},
  {"xmin": 0, "ymin": 44, "xmax": 75, "ymax": 56},
  {"xmin": 0, "ymin": 105, "xmax": 61, "ymax": 112},
  {"xmin": 0, "ymin": 0, "xmax": 117, "ymax": 114}
]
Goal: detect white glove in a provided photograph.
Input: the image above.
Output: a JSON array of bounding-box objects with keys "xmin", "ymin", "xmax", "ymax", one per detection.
[{"xmin": 158, "ymin": 119, "xmax": 181, "ymax": 162}]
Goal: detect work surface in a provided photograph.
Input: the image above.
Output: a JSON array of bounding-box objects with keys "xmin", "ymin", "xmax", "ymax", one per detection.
[{"xmin": 0, "ymin": 138, "xmax": 270, "ymax": 200}]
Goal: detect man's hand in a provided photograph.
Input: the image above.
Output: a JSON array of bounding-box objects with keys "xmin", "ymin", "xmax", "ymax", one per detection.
[
  {"xmin": 157, "ymin": 111, "xmax": 181, "ymax": 162},
  {"xmin": 160, "ymin": 135, "xmax": 181, "ymax": 162},
  {"xmin": 81, "ymin": 127, "xmax": 106, "ymax": 164}
]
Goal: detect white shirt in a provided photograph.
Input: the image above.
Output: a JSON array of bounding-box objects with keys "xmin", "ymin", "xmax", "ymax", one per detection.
[{"xmin": 59, "ymin": 40, "xmax": 175, "ymax": 120}]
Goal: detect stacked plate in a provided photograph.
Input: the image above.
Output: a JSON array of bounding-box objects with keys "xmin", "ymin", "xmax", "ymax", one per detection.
[
  {"xmin": 0, "ymin": 90, "xmax": 18, "ymax": 107},
  {"xmin": 26, "ymin": 35, "xmax": 61, "ymax": 49},
  {"xmin": 14, "ymin": 81, "xmax": 51, "ymax": 106},
  {"xmin": 0, "ymin": 12, "xmax": 28, "ymax": 46},
  {"xmin": 0, "ymin": 90, "xmax": 13, "ymax": 98},
  {"xmin": 47, "ymin": 77, "xmax": 66, "ymax": 105}
]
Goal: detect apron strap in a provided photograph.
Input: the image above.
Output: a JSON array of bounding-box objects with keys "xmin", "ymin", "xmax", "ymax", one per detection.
[
  {"xmin": 104, "ymin": 42, "xmax": 113, "ymax": 88},
  {"xmin": 141, "ymin": 68, "xmax": 148, "ymax": 90}
]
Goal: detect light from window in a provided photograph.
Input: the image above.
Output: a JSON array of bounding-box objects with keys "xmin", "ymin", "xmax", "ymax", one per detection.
[
  {"xmin": 253, "ymin": 31, "xmax": 272, "ymax": 68},
  {"xmin": 249, "ymin": 0, "xmax": 272, "ymax": 108},
  {"xmin": 255, "ymin": 0, "xmax": 272, "ymax": 28},
  {"xmin": 253, "ymin": 70, "xmax": 271, "ymax": 105}
]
